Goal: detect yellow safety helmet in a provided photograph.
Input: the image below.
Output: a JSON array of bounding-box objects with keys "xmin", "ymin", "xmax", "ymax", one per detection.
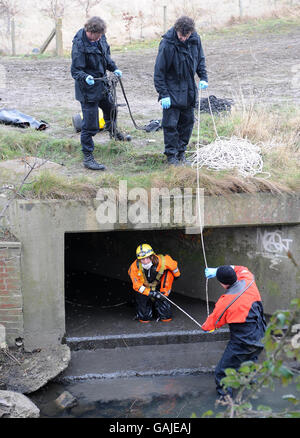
[{"xmin": 136, "ymin": 244, "xmax": 154, "ymax": 260}]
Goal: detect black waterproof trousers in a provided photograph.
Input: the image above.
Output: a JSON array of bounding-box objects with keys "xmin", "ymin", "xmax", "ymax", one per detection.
[
  {"xmin": 80, "ymin": 94, "xmax": 117, "ymax": 154},
  {"xmin": 162, "ymin": 106, "xmax": 194, "ymax": 158},
  {"xmin": 135, "ymin": 292, "xmax": 172, "ymax": 322},
  {"xmin": 215, "ymin": 340, "xmax": 264, "ymax": 397}
]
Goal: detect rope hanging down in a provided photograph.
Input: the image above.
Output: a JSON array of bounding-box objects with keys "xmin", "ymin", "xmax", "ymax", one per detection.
[
  {"xmin": 192, "ymin": 86, "xmax": 270, "ymax": 317},
  {"xmin": 196, "ymin": 87, "xmax": 210, "ymax": 317}
]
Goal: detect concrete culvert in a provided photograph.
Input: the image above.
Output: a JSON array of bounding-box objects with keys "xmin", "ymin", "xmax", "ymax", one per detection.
[{"xmin": 63, "ymin": 229, "xmax": 215, "ymax": 350}]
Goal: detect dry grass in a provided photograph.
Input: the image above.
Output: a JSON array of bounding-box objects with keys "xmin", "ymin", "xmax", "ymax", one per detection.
[
  {"xmin": 224, "ymin": 102, "xmax": 300, "ymax": 191},
  {"xmin": 1, "ymin": 99, "xmax": 299, "ymax": 199},
  {"xmin": 151, "ymin": 166, "xmax": 291, "ymax": 197},
  {"xmin": 21, "ymin": 171, "xmax": 99, "ymax": 200},
  {"xmin": 13, "ymin": 160, "xmax": 293, "ymax": 201},
  {"xmin": 226, "ymin": 5, "xmax": 300, "ymax": 27},
  {"xmin": 232, "ymin": 104, "xmax": 300, "ymax": 149}
]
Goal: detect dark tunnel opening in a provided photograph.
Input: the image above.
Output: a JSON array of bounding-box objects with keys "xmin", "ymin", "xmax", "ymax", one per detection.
[
  {"xmin": 64, "ymin": 228, "xmax": 209, "ymax": 338},
  {"xmin": 65, "ymin": 229, "xmax": 188, "ymax": 307}
]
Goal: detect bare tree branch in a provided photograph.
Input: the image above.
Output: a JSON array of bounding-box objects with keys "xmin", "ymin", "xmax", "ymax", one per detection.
[
  {"xmin": 0, "ymin": 0, "xmax": 19, "ymax": 17},
  {"xmin": 75, "ymin": 0, "xmax": 101, "ymax": 18},
  {"xmin": 39, "ymin": 0, "xmax": 69, "ymax": 20}
]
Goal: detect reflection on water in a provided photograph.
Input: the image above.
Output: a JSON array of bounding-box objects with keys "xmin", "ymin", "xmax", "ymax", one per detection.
[{"xmin": 29, "ymin": 374, "xmax": 299, "ymax": 418}]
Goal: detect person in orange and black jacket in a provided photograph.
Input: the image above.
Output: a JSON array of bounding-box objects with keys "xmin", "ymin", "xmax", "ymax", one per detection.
[
  {"xmin": 128, "ymin": 244, "xmax": 180, "ymax": 323},
  {"xmin": 202, "ymin": 265, "xmax": 266, "ymax": 399}
]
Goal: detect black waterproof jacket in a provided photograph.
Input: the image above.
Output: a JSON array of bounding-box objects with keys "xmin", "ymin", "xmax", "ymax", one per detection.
[
  {"xmin": 71, "ymin": 28, "xmax": 118, "ymax": 103},
  {"xmin": 154, "ymin": 27, "xmax": 208, "ymax": 109}
]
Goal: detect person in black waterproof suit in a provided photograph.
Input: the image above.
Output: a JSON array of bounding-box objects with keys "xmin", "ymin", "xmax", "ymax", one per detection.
[
  {"xmin": 154, "ymin": 16, "xmax": 208, "ymax": 166},
  {"xmin": 202, "ymin": 265, "xmax": 266, "ymax": 399},
  {"xmin": 71, "ymin": 16, "xmax": 124, "ymax": 170}
]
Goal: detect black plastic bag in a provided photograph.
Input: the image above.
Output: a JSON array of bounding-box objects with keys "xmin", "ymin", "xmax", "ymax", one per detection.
[
  {"xmin": 144, "ymin": 119, "xmax": 162, "ymax": 132},
  {"xmin": 200, "ymin": 95, "xmax": 234, "ymax": 113},
  {"xmin": 0, "ymin": 108, "xmax": 49, "ymax": 130}
]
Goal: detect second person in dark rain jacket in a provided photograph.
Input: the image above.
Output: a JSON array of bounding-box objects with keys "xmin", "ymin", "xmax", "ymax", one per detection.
[{"xmin": 154, "ymin": 16, "xmax": 208, "ymax": 165}]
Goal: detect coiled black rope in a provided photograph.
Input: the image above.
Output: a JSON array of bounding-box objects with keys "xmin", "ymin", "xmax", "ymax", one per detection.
[
  {"xmin": 117, "ymin": 77, "xmax": 148, "ymax": 131},
  {"xmin": 95, "ymin": 74, "xmax": 148, "ymax": 135},
  {"xmin": 199, "ymin": 95, "xmax": 234, "ymax": 113}
]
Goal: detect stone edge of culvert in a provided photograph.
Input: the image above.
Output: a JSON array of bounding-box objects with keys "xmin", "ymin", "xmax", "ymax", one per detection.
[
  {"xmin": 56, "ymin": 366, "xmax": 216, "ymax": 384},
  {"xmin": 0, "ymin": 344, "xmax": 71, "ymax": 418},
  {"xmin": 65, "ymin": 328, "xmax": 231, "ymax": 351}
]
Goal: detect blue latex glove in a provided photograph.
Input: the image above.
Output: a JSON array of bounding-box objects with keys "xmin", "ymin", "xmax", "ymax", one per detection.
[
  {"xmin": 205, "ymin": 267, "xmax": 217, "ymax": 279},
  {"xmin": 199, "ymin": 80, "xmax": 208, "ymax": 90},
  {"xmin": 161, "ymin": 97, "xmax": 171, "ymax": 109},
  {"xmin": 114, "ymin": 69, "xmax": 122, "ymax": 78},
  {"xmin": 85, "ymin": 75, "xmax": 94, "ymax": 86}
]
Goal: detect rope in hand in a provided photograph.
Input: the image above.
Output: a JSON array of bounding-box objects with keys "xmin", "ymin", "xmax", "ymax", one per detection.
[{"xmin": 94, "ymin": 74, "xmax": 147, "ymax": 137}]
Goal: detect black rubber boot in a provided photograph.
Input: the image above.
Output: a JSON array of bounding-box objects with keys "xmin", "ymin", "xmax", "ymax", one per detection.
[
  {"xmin": 166, "ymin": 154, "xmax": 180, "ymax": 166},
  {"xmin": 83, "ymin": 152, "xmax": 106, "ymax": 171},
  {"xmin": 177, "ymin": 152, "xmax": 191, "ymax": 166}
]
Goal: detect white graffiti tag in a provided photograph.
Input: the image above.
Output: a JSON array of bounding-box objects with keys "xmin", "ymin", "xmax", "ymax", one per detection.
[
  {"xmin": 248, "ymin": 229, "xmax": 293, "ymax": 270},
  {"xmin": 260, "ymin": 230, "xmax": 293, "ymax": 254}
]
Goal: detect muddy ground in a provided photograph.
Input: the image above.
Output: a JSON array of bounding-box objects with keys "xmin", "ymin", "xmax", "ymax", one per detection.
[{"xmin": 1, "ymin": 25, "xmax": 299, "ymax": 124}]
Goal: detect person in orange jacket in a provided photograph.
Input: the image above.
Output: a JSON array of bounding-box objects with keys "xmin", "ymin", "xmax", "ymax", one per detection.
[
  {"xmin": 128, "ymin": 244, "xmax": 180, "ymax": 323},
  {"xmin": 202, "ymin": 265, "xmax": 266, "ymax": 398}
]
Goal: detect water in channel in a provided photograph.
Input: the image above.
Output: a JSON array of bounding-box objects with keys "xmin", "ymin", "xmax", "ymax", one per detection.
[
  {"xmin": 29, "ymin": 374, "xmax": 298, "ymax": 418},
  {"xmin": 30, "ymin": 267, "xmax": 297, "ymax": 418}
]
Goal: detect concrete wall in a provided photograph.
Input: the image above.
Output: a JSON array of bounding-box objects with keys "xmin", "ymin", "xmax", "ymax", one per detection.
[
  {"xmin": 0, "ymin": 241, "xmax": 23, "ymax": 346},
  {"xmin": 3, "ymin": 192, "xmax": 300, "ymax": 351},
  {"xmin": 64, "ymin": 225, "xmax": 300, "ymax": 311}
]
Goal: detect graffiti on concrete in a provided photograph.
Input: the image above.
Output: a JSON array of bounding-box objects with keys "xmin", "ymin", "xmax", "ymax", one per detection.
[{"xmin": 248, "ymin": 229, "xmax": 293, "ymax": 270}]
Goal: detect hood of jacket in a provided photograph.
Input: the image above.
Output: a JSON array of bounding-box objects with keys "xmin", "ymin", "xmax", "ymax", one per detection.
[
  {"xmin": 72, "ymin": 28, "xmax": 86, "ymax": 47},
  {"xmin": 162, "ymin": 27, "xmax": 199, "ymax": 47},
  {"xmin": 72, "ymin": 28, "xmax": 104, "ymax": 53}
]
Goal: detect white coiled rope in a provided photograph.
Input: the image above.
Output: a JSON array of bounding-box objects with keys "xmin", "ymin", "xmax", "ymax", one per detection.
[
  {"xmin": 190, "ymin": 91, "xmax": 266, "ymax": 178},
  {"xmin": 191, "ymin": 136, "xmax": 264, "ymax": 177}
]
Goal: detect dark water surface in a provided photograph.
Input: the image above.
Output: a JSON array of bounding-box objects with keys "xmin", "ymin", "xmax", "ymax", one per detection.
[
  {"xmin": 37, "ymin": 261, "xmax": 297, "ymax": 419},
  {"xmin": 29, "ymin": 373, "xmax": 298, "ymax": 419}
]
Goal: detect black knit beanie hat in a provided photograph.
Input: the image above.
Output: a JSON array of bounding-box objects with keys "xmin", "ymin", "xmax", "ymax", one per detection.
[{"xmin": 216, "ymin": 265, "xmax": 237, "ymax": 285}]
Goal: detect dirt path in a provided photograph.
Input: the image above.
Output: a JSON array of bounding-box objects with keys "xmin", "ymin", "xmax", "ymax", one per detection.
[{"xmin": 0, "ymin": 26, "xmax": 299, "ymax": 121}]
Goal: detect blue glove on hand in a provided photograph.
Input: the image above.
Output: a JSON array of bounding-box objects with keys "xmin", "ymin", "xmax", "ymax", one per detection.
[
  {"xmin": 205, "ymin": 267, "xmax": 217, "ymax": 279},
  {"xmin": 114, "ymin": 69, "xmax": 122, "ymax": 77},
  {"xmin": 161, "ymin": 97, "xmax": 171, "ymax": 109},
  {"xmin": 199, "ymin": 80, "xmax": 208, "ymax": 90},
  {"xmin": 86, "ymin": 75, "xmax": 94, "ymax": 86}
]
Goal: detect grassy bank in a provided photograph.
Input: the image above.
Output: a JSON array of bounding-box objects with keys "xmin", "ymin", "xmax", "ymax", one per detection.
[
  {"xmin": 0, "ymin": 102, "xmax": 299, "ymax": 199},
  {"xmin": 0, "ymin": 13, "xmax": 299, "ymax": 200}
]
